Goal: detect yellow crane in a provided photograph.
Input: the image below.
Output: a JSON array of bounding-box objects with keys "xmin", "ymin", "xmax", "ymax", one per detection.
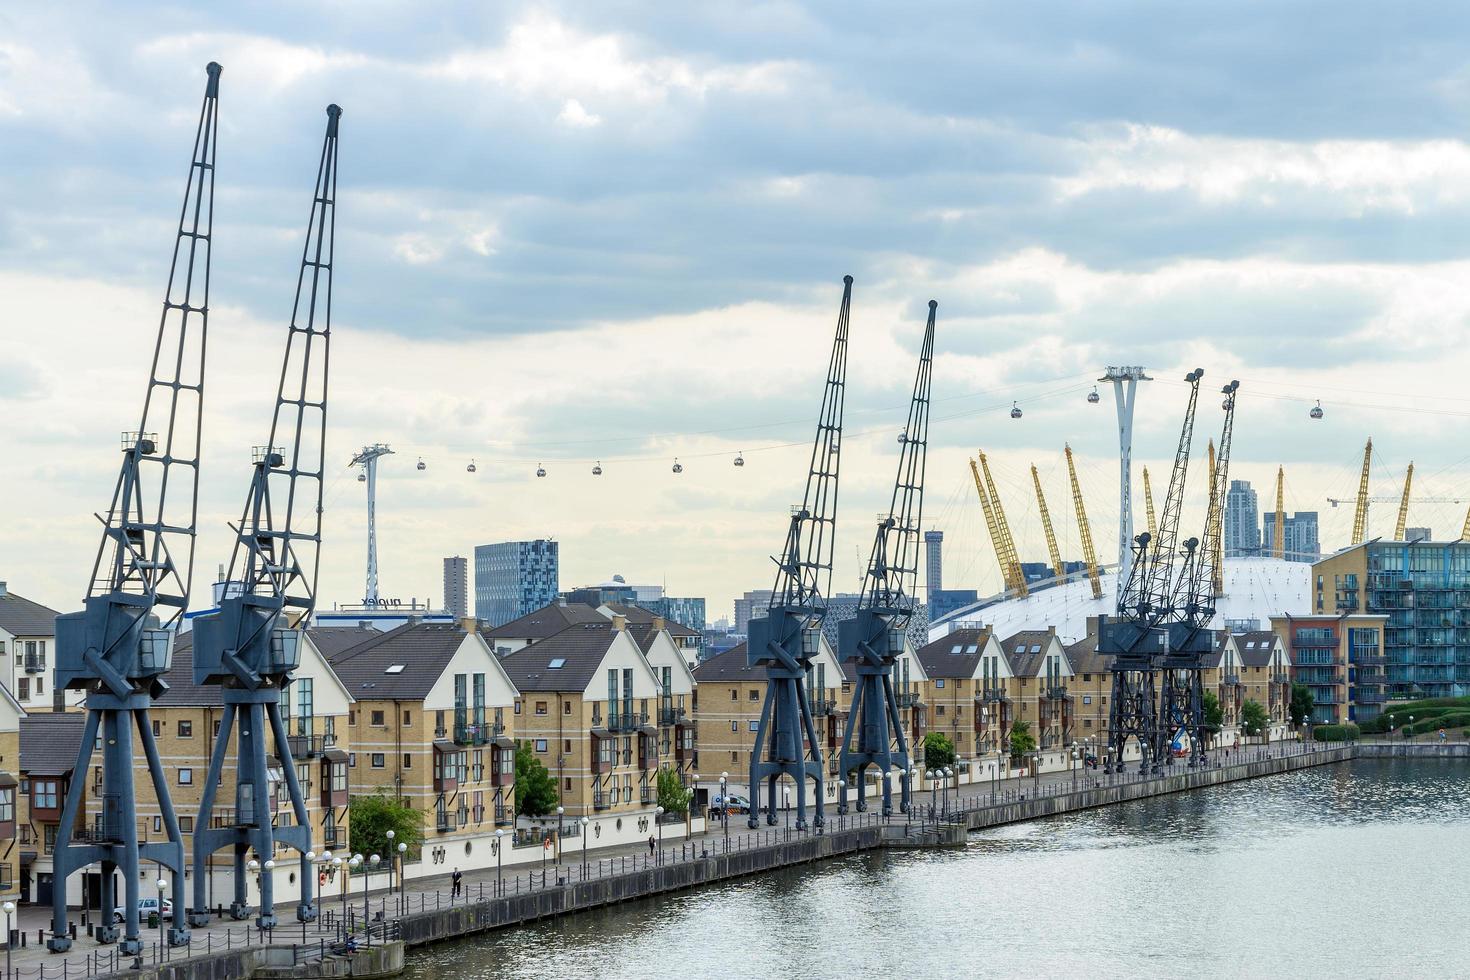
[
  {"xmin": 1461, "ymin": 504, "xmax": 1470, "ymax": 543},
  {"xmin": 1273, "ymin": 465, "xmax": 1286, "ymax": 558},
  {"xmin": 1351, "ymin": 438, "xmax": 1372, "ymax": 545},
  {"xmin": 1205, "ymin": 440, "xmax": 1223, "ymax": 596},
  {"xmin": 1142, "ymin": 466, "xmax": 1158, "ymax": 540},
  {"xmin": 980, "ymin": 451, "xmax": 1028, "ymax": 598},
  {"xmin": 1395, "ymin": 461, "xmax": 1414, "ymax": 541},
  {"xmin": 1031, "ymin": 464, "xmax": 1066, "ymax": 583},
  {"xmin": 1065, "ymin": 444, "xmax": 1104, "ymax": 600},
  {"xmin": 970, "ymin": 455, "xmax": 1027, "ymax": 597}
]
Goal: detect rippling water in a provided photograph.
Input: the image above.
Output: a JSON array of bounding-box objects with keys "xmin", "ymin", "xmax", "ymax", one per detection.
[{"xmin": 402, "ymin": 759, "xmax": 1470, "ymax": 979}]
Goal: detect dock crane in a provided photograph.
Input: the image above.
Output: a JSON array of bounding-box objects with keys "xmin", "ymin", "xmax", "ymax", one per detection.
[
  {"xmin": 1100, "ymin": 369, "xmax": 1204, "ymax": 775},
  {"xmin": 48, "ymin": 63, "xmax": 221, "ymax": 954},
  {"xmin": 747, "ymin": 277, "xmax": 851, "ymax": 831},
  {"xmin": 837, "ymin": 300, "xmax": 935, "ymax": 816},
  {"xmin": 1031, "ymin": 464, "xmax": 1066, "ymax": 583},
  {"xmin": 1065, "ymin": 445, "xmax": 1104, "ymax": 600},
  {"xmin": 971, "ymin": 453, "xmax": 1027, "ymax": 596},
  {"xmin": 189, "ymin": 104, "xmax": 340, "ymax": 929},
  {"xmin": 1158, "ymin": 380, "xmax": 1239, "ymax": 769}
]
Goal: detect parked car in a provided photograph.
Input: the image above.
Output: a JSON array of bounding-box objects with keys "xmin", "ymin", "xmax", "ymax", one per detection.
[
  {"xmin": 710, "ymin": 794, "xmax": 751, "ymax": 815},
  {"xmin": 114, "ymin": 897, "xmax": 172, "ymax": 923}
]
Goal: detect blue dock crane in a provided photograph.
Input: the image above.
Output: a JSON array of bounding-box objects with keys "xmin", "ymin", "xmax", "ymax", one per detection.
[
  {"xmin": 837, "ymin": 301, "xmax": 936, "ymax": 816},
  {"xmin": 48, "ymin": 62, "xmax": 221, "ymax": 954},
  {"xmin": 747, "ymin": 276, "xmax": 851, "ymax": 831},
  {"xmin": 187, "ymin": 104, "xmax": 340, "ymax": 930}
]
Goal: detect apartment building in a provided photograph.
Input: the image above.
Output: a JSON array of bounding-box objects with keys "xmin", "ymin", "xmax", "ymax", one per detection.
[
  {"xmin": 1234, "ymin": 630, "xmax": 1292, "ymax": 739},
  {"xmin": 326, "ymin": 622, "xmax": 519, "ymax": 866},
  {"xmin": 0, "ymin": 584, "xmax": 79, "ymax": 712},
  {"xmin": 625, "ymin": 622, "xmax": 698, "ymax": 781},
  {"xmin": 601, "ymin": 604, "xmax": 703, "ymax": 668},
  {"xmin": 998, "ymin": 629, "xmax": 1075, "ymax": 750},
  {"xmin": 911, "ymin": 627, "xmax": 1005, "ymax": 764},
  {"xmin": 0, "ymin": 686, "xmax": 23, "ymax": 903},
  {"xmin": 18, "ymin": 712, "xmax": 87, "ymax": 906},
  {"xmin": 691, "ymin": 637, "xmax": 844, "ymax": 797},
  {"xmin": 481, "ymin": 601, "xmax": 607, "ymax": 656},
  {"xmin": 1270, "ymin": 612, "xmax": 1389, "ymax": 725},
  {"xmin": 1063, "ymin": 634, "xmax": 1111, "ymax": 746}
]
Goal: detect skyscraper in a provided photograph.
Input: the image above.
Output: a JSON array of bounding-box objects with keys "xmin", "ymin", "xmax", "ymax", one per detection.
[
  {"xmin": 1224, "ymin": 480, "xmax": 1261, "ymax": 557},
  {"xmin": 442, "ymin": 556, "xmax": 468, "ymax": 619},
  {"xmin": 924, "ymin": 530, "xmax": 944, "ymax": 599},
  {"xmin": 474, "ymin": 540, "xmax": 560, "ymax": 627},
  {"xmin": 1261, "ymin": 511, "xmax": 1321, "ymax": 563},
  {"xmin": 733, "ymin": 590, "xmax": 774, "ymax": 635}
]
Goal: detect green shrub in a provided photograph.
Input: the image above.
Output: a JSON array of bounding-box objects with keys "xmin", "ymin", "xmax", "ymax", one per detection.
[
  {"xmin": 1310, "ymin": 723, "xmax": 1360, "ymax": 742},
  {"xmin": 1405, "ymin": 712, "xmax": 1470, "ymax": 735}
]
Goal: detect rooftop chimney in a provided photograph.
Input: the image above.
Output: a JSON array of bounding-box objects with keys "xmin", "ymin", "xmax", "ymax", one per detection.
[
  {"xmin": 652, "ymin": 616, "xmax": 666, "ymax": 632},
  {"xmin": 611, "ymin": 614, "xmax": 627, "ymax": 632},
  {"xmin": 459, "ymin": 616, "xmax": 478, "ymax": 633}
]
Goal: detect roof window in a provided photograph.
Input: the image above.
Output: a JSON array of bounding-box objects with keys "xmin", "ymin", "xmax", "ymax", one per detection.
[
  {"xmin": 384, "ymin": 664, "xmax": 405, "ymax": 674},
  {"xmin": 548, "ymin": 658, "xmax": 566, "ymax": 669}
]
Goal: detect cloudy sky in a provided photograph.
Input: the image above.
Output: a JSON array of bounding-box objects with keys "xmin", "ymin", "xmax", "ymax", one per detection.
[{"xmin": 7, "ymin": 2, "xmax": 1470, "ymax": 621}]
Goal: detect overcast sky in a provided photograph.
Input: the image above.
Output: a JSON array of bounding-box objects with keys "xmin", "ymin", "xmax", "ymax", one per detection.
[{"xmin": 7, "ymin": 2, "xmax": 1470, "ymax": 621}]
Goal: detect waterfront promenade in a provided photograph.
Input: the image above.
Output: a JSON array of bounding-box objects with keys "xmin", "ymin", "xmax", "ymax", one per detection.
[{"xmin": 0, "ymin": 740, "xmax": 1436, "ymax": 979}]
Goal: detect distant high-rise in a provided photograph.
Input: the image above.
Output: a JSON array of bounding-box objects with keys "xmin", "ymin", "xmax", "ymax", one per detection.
[
  {"xmin": 924, "ymin": 530, "xmax": 944, "ymax": 598},
  {"xmin": 1261, "ymin": 511, "xmax": 1321, "ymax": 563},
  {"xmin": 1405, "ymin": 526, "xmax": 1432, "ymax": 543},
  {"xmin": 733, "ymin": 590, "xmax": 774, "ymax": 635},
  {"xmin": 474, "ymin": 540, "xmax": 559, "ymax": 627},
  {"xmin": 1225, "ymin": 480, "xmax": 1261, "ymax": 557},
  {"xmin": 443, "ymin": 556, "xmax": 468, "ymax": 619}
]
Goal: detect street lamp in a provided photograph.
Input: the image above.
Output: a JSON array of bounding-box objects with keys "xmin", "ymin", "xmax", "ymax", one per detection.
[
  {"xmin": 579, "ymin": 816, "xmax": 590, "ymax": 878},
  {"xmin": 719, "ymin": 772, "xmax": 731, "ymax": 849},
  {"xmin": 367, "ymin": 856, "xmax": 379, "ymax": 941},
  {"xmin": 348, "ymin": 855, "xmax": 362, "ymax": 935},
  {"xmin": 332, "ymin": 857, "xmax": 345, "ymax": 939},
  {"xmin": 654, "ymin": 806, "xmax": 665, "ymax": 864},
  {"xmin": 556, "ymin": 806, "xmax": 565, "ymax": 864},
  {"xmin": 2, "ymin": 900, "xmax": 12, "ymax": 980},
  {"xmin": 156, "ymin": 878, "xmax": 168, "ymax": 959},
  {"xmin": 495, "ymin": 829, "xmax": 505, "ymax": 897},
  {"xmin": 1408, "ymin": 715, "xmax": 1415, "ymax": 743},
  {"xmin": 396, "ymin": 843, "xmax": 407, "ymax": 914},
  {"xmin": 385, "ymin": 830, "xmax": 396, "ymax": 898},
  {"xmin": 836, "ymin": 780, "xmax": 846, "ymax": 824}
]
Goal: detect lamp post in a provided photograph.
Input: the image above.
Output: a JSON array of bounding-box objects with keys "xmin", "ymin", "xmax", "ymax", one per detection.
[
  {"xmin": 2, "ymin": 900, "xmax": 12, "ymax": 980},
  {"xmin": 654, "ymin": 806, "xmax": 665, "ymax": 864},
  {"xmin": 331, "ymin": 856, "xmax": 344, "ymax": 939},
  {"xmin": 385, "ymin": 830, "xmax": 396, "ymax": 899},
  {"xmin": 1071, "ymin": 747, "xmax": 1079, "ymax": 790},
  {"xmin": 719, "ymin": 773, "xmax": 730, "ymax": 850},
  {"xmin": 579, "ymin": 816, "xmax": 589, "ymax": 878},
  {"xmin": 366, "ymin": 856, "xmax": 379, "ymax": 943},
  {"xmin": 156, "ymin": 878, "xmax": 168, "ymax": 960},
  {"xmin": 1408, "ymin": 715, "xmax": 1414, "ymax": 743},
  {"xmin": 556, "ymin": 806, "xmax": 565, "ymax": 865},
  {"xmin": 495, "ymin": 829, "xmax": 505, "ymax": 897},
  {"xmin": 836, "ymin": 780, "xmax": 846, "ymax": 827},
  {"xmin": 247, "ymin": 856, "xmax": 260, "ymax": 927},
  {"xmin": 348, "ymin": 855, "xmax": 362, "ymax": 935},
  {"xmin": 396, "ymin": 843, "xmax": 407, "ymax": 914}
]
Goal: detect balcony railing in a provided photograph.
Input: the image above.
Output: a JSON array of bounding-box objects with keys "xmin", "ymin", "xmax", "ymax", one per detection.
[
  {"xmin": 23, "ymin": 654, "xmax": 45, "ymax": 674},
  {"xmin": 322, "ymin": 826, "xmax": 339, "ymax": 847},
  {"xmin": 593, "ymin": 793, "xmax": 610, "ymax": 811},
  {"xmin": 1223, "ymin": 672, "xmax": 1241, "ymax": 686},
  {"xmin": 607, "ymin": 711, "xmax": 646, "ymax": 734},
  {"xmin": 435, "ymin": 810, "xmax": 453, "ymax": 832},
  {"xmin": 1044, "ymin": 686, "xmax": 1070, "ymax": 701},
  {"xmin": 811, "ymin": 697, "xmax": 837, "ymax": 716},
  {"xmin": 658, "ymin": 704, "xmax": 687, "ymax": 726},
  {"xmin": 454, "ymin": 720, "xmax": 488, "ymax": 746},
  {"xmin": 494, "ymin": 804, "xmax": 511, "ymax": 825},
  {"xmin": 981, "ymin": 688, "xmax": 1010, "ymax": 703},
  {"xmin": 896, "ymin": 692, "xmax": 918, "ymax": 708},
  {"xmin": 278, "ymin": 734, "xmax": 326, "ymax": 760}
]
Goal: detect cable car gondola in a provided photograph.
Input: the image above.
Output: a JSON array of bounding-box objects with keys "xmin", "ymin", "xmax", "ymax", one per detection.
[
  {"xmin": 536, "ymin": 464, "xmax": 547, "ymax": 478},
  {"xmin": 1087, "ymin": 387, "xmax": 1100, "ymax": 404},
  {"xmin": 1310, "ymin": 400, "xmax": 1324, "ymax": 420},
  {"xmin": 733, "ymin": 452, "xmax": 745, "ymax": 467},
  {"xmin": 592, "ymin": 461, "xmax": 603, "ymax": 476},
  {"xmin": 467, "ymin": 459, "xmax": 477, "ymax": 473},
  {"xmin": 1010, "ymin": 401, "xmax": 1023, "ymax": 419},
  {"xmin": 672, "ymin": 458, "xmax": 683, "ymax": 474},
  {"xmin": 416, "ymin": 457, "xmax": 426, "ymax": 471},
  {"xmin": 357, "ymin": 472, "xmax": 366, "ymax": 482}
]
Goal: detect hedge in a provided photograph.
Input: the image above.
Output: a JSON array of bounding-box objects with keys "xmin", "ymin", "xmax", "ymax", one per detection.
[{"xmin": 1310, "ymin": 723, "xmax": 1360, "ymax": 742}]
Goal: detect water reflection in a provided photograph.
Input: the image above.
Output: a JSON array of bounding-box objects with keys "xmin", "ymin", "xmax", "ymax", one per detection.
[{"xmin": 403, "ymin": 760, "xmax": 1470, "ymax": 980}]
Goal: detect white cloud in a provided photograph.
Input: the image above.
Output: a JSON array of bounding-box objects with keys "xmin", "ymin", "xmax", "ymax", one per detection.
[
  {"xmin": 136, "ymin": 33, "xmax": 373, "ymax": 94},
  {"xmin": 1058, "ymin": 124, "xmax": 1470, "ymax": 214},
  {"xmin": 392, "ymin": 233, "xmax": 444, "ymax": 265},
  {"xmin": 556, "ymin": 98, "xmax": 601, "ymax": 128}
]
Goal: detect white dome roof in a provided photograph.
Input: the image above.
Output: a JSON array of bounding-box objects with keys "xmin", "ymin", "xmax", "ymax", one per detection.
[{"xmin": 928, "ymin": 557, "xmax": 1311, "ymax": 645}]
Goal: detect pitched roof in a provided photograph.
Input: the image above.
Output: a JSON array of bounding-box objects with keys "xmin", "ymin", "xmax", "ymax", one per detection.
[
  {"xmin": 152, "ymin": 644, "xmax": 223, "ymax": 707},
  {"xmin": 482, "ymin": 603, "xmax": 605, "ymax": 640},
  {"xmin": 308, "ymin": 626, "xmax": 382, "ymax": 659},
  {"xmin": 690, "ymin": 643, "xmax": 764, "ymax": 683},
  {"xmin": 0, "ymin": 590, "xmax": 62, "ymax": 637},
  {"xmin": 913, "ymin": 628, "xmax": 991, "ymax": 680},
  {"xmin": 497, "ymin": 623, "xmax": 621, "ymax": 692},
  {"xmin": 1000, "ymin": 629, "xmax": 1058, "ymax": 677},
  {"xmin": 20, "ymin": 712, "xmax": 88, "ymax": 777},
  {"xmin": 1063, "ymin": 633, "xmax": 1111, "ymax": 674},
  {"xmin": 601, "ymin": 604, "xmax": 700, "ymax": 637},
  {"xmin": 1235, "ymin": 631, "xmax": 1281, "ymax": 667},
  {"xmin": 326, "ymin": 623, "xmax": 469, "ymax": 699}
]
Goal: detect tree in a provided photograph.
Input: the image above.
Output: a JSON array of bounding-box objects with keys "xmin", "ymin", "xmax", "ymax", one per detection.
[
  {"xmin": 515, "ymin": 740, "xmax": 559, "ymax": 817},
  {"xmin": 921, "ymin": 731, "xmax": 956, "ymax": 770},
  {"xmin": 655, "ymin": 766, "xmax": 692, "ymax": 815},
  {"xmin": 1240, "ymin": 700, "xmax": 1269, "ymax": 738},
  {"xmin": 347, "ymin": 790, "xmax": 424, "ymax": 862},
  {"xmin": 1289, "ymin": 683, "xmax": 1315, "ymax": 727},
  {"xmin": 1009, "ymin": 720, "xmax": 1036, "ymax": 760},
  {"xmin": 1201, "ymin": 690, "xmax": 1224, "ymax": 739}
]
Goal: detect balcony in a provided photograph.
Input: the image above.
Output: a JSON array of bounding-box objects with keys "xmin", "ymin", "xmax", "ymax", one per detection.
[
  {"xmin": 277, "ymin": 734, "xmax": 326, "ymax": 760},
  {"xmin": 1222, "ymin": 672, "xmax": 1241, "ymax": 686},
  {"xmin": 640, "ymin": 787, "xmax": 653, "ymax": 805},
  {"xmin": 658, "ymin": 704, "xmax": 688, "ymax": 726},
  {"xmin": 981, "ymin": 688, "xmax": 1010, "ymax": 703},
  {"xmin": 593, "ymin": 793, "xmax": 611, "ymax": 811},
  {"xmin": 23, "ymin": 654, "xmax": 45, "ymax": 674},
  {"xmin": 811, "ymin": 697, "xmax": 837, "ymax": 717},
  {"xmin": 607, "ymin": 711, "xmax": 646, "ymax": 734},
  {"xmin": 453, "ymin": 719, "xmax": 488, "ymax": 746},
  {"xmin": 896, "ymin": 692, "xmax": 919, "ymax": 708},
  {"xmin": 494, "ymin": 805, "xmax": 511, "ymax": 825},
  {"xmin": 1356, "ymin": 689, "xmax": 1388, "ymax": 704},
  {"xmin": 322, "ymin": 826, "xmax": 339, "ymax": 847},
  {"xmin": 435, "ymin": 810, "xmax": 453, "ymax": 832},
  {"xmin": 1044, "ymin": 686, "xmax": 1070, "ymax": 701}
]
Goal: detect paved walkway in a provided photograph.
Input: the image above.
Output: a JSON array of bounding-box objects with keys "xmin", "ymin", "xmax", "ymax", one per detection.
[{"xmin": 0, "ymin": 740, "xmax": 1336, "ymax": 978}]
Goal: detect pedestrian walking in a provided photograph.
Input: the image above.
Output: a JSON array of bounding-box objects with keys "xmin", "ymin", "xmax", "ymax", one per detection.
[
  {"xmin": 451, "ymin": 868, "xmax": 462, "ymax": 899},
  {"xmin": 648, "ymin": 835, "xmax": 656, "ymax": 857}
]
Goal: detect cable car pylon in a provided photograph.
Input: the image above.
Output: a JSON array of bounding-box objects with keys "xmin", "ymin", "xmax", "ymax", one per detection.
[
  {"xmin": 837, "ymin": 300, "xmax": 934, "ymax": 816},
  {"xmin": 747, "ymin": 276, "xmax": 852, "ymax": 831},
  {"xmin": 189, "ymin": 103, "xmax": 340, "ymax": 929},
  {"xmin": 48, "ymin": 62, "xmax": 222, "ymax": 954}
]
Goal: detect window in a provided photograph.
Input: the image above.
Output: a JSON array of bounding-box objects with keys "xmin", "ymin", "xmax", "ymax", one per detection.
[
  {"xmin": 179, "ymin": 816, "xmax": 194, "ymax": 834},
  {"xmin": 36, "ymin": 676, "xmax": 42, "ymax": 694},
  {"xmin": 730, "ymin": 751, "xmax": 738, "ymax": 762},
  {"xmin": 563, "ymin": 739, "xmax": 572, "ymax": 753},
  {"xmin": 748, "ymin": 721, "xmax": 759, "ymax": 732},
  {"xmin": 43, "ymin": 824, "xmax": 57, "ymax": 855},
  {"xmin": 730, "ymin": 689, "xmax": 737, "ymax": 701},
  {"xmin": 297, "ymin": 679, "xmax": 315, "ymax": 737},
  {"xmin": 178, "ymin": 769, "xmax": 193, "ymax": 785},
  {"xmin": 403, "ymin": 710, "xmax": 411, "ymax": 726},
  {"xmin": 514, "ymin": 701, "xmax": 522, "ymax": 714},
  {"xmin": 18, "ymin": 679, "xmax": 27, "ymax": 701},
  {"xmin": 0, "ymin": 787, "xmax": 12, "ymax": 823},
  {"xmin": 178, "ymin": 720, "xmax": 193, "ymax": 738},
  {"xmin": 748, "ymin": 690, "xmax": 759, "ymax": 701},
  {"xmin": 548, "ymin": 658, "xmax": 566, "ymax": 669},
  {"xmin": 1083, "ymin": 696, "xmax": 1092, "ymax": 705},
  {"xmin": 534, "ymin": 739, "xmax": 548, "ymax": 753},
  {"xmin": 730, "ymin": 721, "xmax": 738, "ymax": 732},
  {"xmin": 564, "ymin": 777, "xmax": 572, "ymax": 791},
  {"xmin": 153, "ymin": 816, "xmax": 162, "ymax": 833},
  {"xmin": 349, "ymin": 710, "xmax": 356, "ymax": 725},
  {"xmin": 371, "ymin": 753, "xmax": 385, "ymax": 768},
  {"xmin": 150, "ymin": 719, "xmax": 161, "ymax": 737},
  {"xmin": 563, "ymin": 701, "xmax": 572, "ymax": 714},
  {"xmin": 936, "ymin": 679, "xmax": 945, "ymax": 689},
  {"xmin": 214, "ymin": 719, "xmax": 222, "ymax": 737},
  {"xmin": 403, "ymin": 753, "xmax": 412, "ymax": 769},
  {"xmin": 349, "ymin": 752, "xmax": 357, "ymax": 767},
  {"xmin": 535, "ymin": 702, "xmax": 548, "ymax": 716},
  {"xmin": 33, "ymin": 780, "xmax": 59, "ymax": 810},
  {"xmin": 371, "ymin": 710, "xmax": 385, "ymax": 726}
]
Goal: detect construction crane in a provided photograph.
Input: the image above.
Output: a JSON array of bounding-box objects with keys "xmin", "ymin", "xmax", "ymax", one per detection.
[
  {"xmin": 1204, "ymin": 441, "xmax": 1223, "ymax": 597},
  {"xmin": 1273, "ymin": 465, "xmax": 1286, "ymax": 558},
  {"xmin": 838, "ymin": 300, "xmax": 935, "ymax": 817},
  {"xmin": 747, "ymin": 276, "xmax": 851, "ymax": 831},
  {"xmin": 973, "ymin": 452, "xmax": 1028, "ymax": 597},
  {"xmin": 1395, "ymin": 462, "xmax": 1414, "ymax": 541},
  {"xmin": 189, "ymin": 104, "xmax": 340, "ymax": 930},
  {"xmin": 1031, "ymin": 464, "xmax": 1066, "ymax": 582},
  {"xmin": 1102, "ymin": 368, "xmax": 1204, "ymax": 776},
  {"xmin": 1142, "ymin": 466, "xmax": 1158, "ymax": 540},
  {"xmin": 1065, "ymin": 445, "xmax": 1103, "ymax": 600},
  {"xmin": 48, "ymin": 63, "xmax": 221, "ymax": 955}
]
